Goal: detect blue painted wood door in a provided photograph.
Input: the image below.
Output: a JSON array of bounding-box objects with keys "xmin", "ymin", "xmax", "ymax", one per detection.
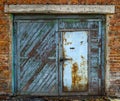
[
  {"xmin": 14, "ymin": 20, "xmax": 59, "ymax": 95},
  {"xmin": 14, "ymin": 15, "xmax": 105, "ymax": 96}
]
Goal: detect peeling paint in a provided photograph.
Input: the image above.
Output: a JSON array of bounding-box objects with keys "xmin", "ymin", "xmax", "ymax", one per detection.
[{"xmin": 63, "ymin": 31, "xmax": 88, "ymax": 92}]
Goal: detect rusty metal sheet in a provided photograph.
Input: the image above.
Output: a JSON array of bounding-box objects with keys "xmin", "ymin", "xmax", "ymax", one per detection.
[{"xmin": 63, "ymin": 31, "xmax": 88, "ymax": 92}]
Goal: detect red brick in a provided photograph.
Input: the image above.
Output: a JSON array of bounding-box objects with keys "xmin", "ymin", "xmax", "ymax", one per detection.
[
  {"xmin": 79, "ymin": 0, "xmax": 86, "ymax": 4},
  {"xmin": 86, "ymin": 0, "xmax": 97, "ymax": 4},
  {"xmin": 16, "ymin": 0, "xmax": 30, "ymax": 4},
  {"xmin": 0, "ymin": 19, "xmax": 9, "ymax": 25},
  {"xmin": 0, "ymin": 54, "xmax": 9, "ymax": 66},
  {"xmin": 96, "ymin": 0, "xmax": 103, "ymax": 4},
  {"xmin": 0, "ymin": 70, "xmax": 9, "ymax": 79},
  {"xmin": 0, "ymin": 41, "xmax": 9, "ymax": 46},
  {"xmin": 0, "ymin": 41, "xmax": 9, "ymax": 54},
  {"xmin": 0, "ymin": 80, "xmax": 9, "ymax": 90},
  {"xmin": 0, "ymin": 25, "xmax": 9, "ymax": 32},
  {"xmin": 0, "ymin": 13, "xmax": 9, "ymax": 17},
  {"xmin": 47, "ymin": 0, "xmax": 60, "ymax": 4},
  {"xmin": 105, "ymin": 0, "xmax": 115, "ymax": 4},
  {"xmin": 116, "ymin": 6, "xmax": 120, "ymax": 13},
  {"xmin": 11, "ymin": 0, "xmax": 47, "ymax": 4},
  {"xmin": 110, "ymin": 19, "xmax": 120, "ymax": 26},
  {"xmin": 110, "ymin": 67, "xmax": 120, "ymax": 72},
  {"xmin": 0, "ymin": 5, "xmax": 4, "ymax": 12},
  {"xmin": 71, "ymin": 0, "xmax": 79, "ymax": 4},
  {"xmin": 0, "ymin": 47, "xmax": 9, "ymax": 54},
  {"xmin": 0, "ymin": 66, "xmax": 8, "ymax": 71},
  {"xmin": 60, "ymin": 0, "xmax": 67, "ymax": 4},
  {"xmin": 0, "ymin": 0, "xmax": 6, "ymax": 4},
  {"xmin": 100, "ymin": 0, "xmax": 106, "ymax": 4},
  {"xmin": 114, "ymin": 13, "xmax": 120, "ymax": 19},
  {"xmin": 7, "ymin": 0, "xmax": 17, "ymax": 4},
  {"xmin": 0, "ymin": 33, "xmax": 9, "ymax": 41},
  {"xmin": 110, "ymin": 26, "xmax": 120, "ymax": 31},
  {"xmin": 115, "ymin": 0, "xmax": 120, "ymax": 5}
]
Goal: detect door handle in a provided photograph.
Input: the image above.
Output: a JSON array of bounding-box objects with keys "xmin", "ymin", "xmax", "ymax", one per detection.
[{"xmin": 60, "ymin": 58, "xmax": 72, "ymax": 62}]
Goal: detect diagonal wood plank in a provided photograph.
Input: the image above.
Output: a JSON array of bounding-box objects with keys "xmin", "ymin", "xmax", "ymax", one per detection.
[{"xmin": 16, "ymin": 20, "xmax": 58, "ymax": 95}]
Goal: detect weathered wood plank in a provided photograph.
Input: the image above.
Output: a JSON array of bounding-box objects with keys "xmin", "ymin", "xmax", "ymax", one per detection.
[{"xmin": 15, "ymin": 20, "xmax": 58, "ymax": 95}]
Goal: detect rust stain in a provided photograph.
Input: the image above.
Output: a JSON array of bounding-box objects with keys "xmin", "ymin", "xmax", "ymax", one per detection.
[
  {"xmin": 71, "ymin": 63, "xmax": 82, "ymax": 91},
  {"xmin": 80, "ymin": 56, "xmax": 86, "ymax": 67},
  {"xmin": 65, "ymin": 42, "xmax": 72, "ymax": 45},
  {"xmin": 63, "ymin": 63, "xmax": 67, "ymax": 68},
  {"xmin": 63, "ymin": 86, "xmax": 69, "ymax": 91},
  {"xmin": 68, "ymin": 62, "xmax": 88, "ymax": 91},
  {"xmin": 63, "ymin": 35, "xmax": 72, "ymax": 45},
  {"xmin": 64, "ymin": 38, "xmax": 67, "ymax": 43}
]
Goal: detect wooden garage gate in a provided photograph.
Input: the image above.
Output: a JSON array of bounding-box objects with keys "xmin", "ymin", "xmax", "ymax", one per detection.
[{"xmin": 13, "ymin": 15, "xmax": 105, "ymax": 96}]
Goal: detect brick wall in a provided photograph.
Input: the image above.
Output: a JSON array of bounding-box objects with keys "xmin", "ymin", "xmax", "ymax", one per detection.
[
  {"xmin": 0, "ymin": 0, "xmax": 11, "ymax": 94},
  {"xmin": 0, "ymin": 0, "xmax": 120, "ymax": 97}
]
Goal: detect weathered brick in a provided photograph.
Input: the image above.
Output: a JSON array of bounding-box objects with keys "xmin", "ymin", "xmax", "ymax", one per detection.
[
  {"xmin": 0, "ymin": 19, "xmax": 9, "ymax": 25},
  {"xmin": 114, "ymin": 13, "xmax": 120, "ymax": 19},
  {"xmin": 7, "ymin": 0, "xmax": 47, "ymax": 4},
  {"xmin": 0, "ymin": 41, "xmax": 9, "ymax": 46},
  {"xmin": 110, "ymin": 67, "xmax": 120, "ymax": 72},
  {"xmin": 0, "ymin": 70, "xmax": 9, "ymax": 79},
  {"xmin": 0, "ymin": 13, "xmax": 8, "ymax": 17},
  {"xmin": 60, "ymin": 0, "xmax": 67, "ymax": 4},
  {"xmin": 71, "ymin": 0, "xmax": 79, "ymax": 4},
  {"xmin": 100, "ymin": 0, "xmax": 106, "ymax": 4},
  {"xmin": 0, "ymin": 5, "xmax": 4, "ymax": 12},
  {"xmin": 110, "ymin": 72, "xmax": 120, "ymax": 78},
  {"xmin": 115, "ymin": 0, "xmax": 120, "ymax": 5},
  {"xmin": 110, "ymin": 19, "xmax": 120, "ymax": 26},
  {"xmin": 110, "ymin": 26, "xmax": 120, "ymax": 31},
  {"xmin": 0, "ymin": 54, "xmax": 9, "ymax": 66},
  {"xmin": 0, "ymin": 0, "xmax": 6, "ymax": 5},
  {"xmin": 16, "ymin": 0, "xmax": 30, "ymax": 4},
  {"xmin": 7, "ymin": 0, "xmax": 17, "ymax": 4},
  {"xmin": 86, "ymin": 0, "xmax": 98, "ymax": 4},
  {"xmin": 47, "ymin": 0, "xmax": 60, "ymax": 4},
  {"xmin": 0, "ymin": 33, "xmax": 9, "ymax": 41},
  {"xmin": 105, "ymin": 0, "xmax": 115, "ymax": 4},
  {"xmin": 116, "ymin": 5, "xmax": 120, "ymax": 13},
  {"xmin": 79, "ymin": 0, "xmax": 86, "ymax": 4},
  {"xmin": 0, "ymin": 80, "xmax": 9, "ymax": 90},
  {"xmin": 0, "ymin": 25, "xmax": 9, "ymax": 32},
  {"xmin": 108, "ymin": 85, "xmax": 120, "ymax": 96},
  {"xmin": 0, "ymin": 41, "xmax": 9, "ymax": 54}
]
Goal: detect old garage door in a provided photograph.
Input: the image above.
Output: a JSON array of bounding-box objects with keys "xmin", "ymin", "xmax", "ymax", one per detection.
[{"xmin": 13, "ymin": 15, "xmax": 105, "ymax": 96}]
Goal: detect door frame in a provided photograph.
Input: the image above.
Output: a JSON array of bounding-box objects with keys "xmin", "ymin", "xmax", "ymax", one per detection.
[{"xmin": 59, "ymin": 30, "xmax": 90, "ymax": 95}]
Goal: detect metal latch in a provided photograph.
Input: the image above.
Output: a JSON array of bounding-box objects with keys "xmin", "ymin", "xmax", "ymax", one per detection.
[
  {"xmin": 48, "ymin": 57, "xmax": 56, "ymax": 60},
  {"xmin": 60, "ymin": 58, "xmax": 72, "ymax": 62}
]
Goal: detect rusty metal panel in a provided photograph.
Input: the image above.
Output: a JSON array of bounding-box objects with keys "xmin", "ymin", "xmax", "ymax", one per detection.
[
  {"xmin": 14, "ymin": 20, "xmax": 58, "ymax": 95},
  {"xmin": 62, "ymin": 31, "xmax": 88, "ymax": 92}
]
